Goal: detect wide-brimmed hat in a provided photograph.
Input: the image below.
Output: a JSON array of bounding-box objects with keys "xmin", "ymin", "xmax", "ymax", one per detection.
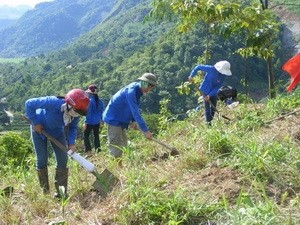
[
  {"xmin": 86, "ymin": 84, "xmax": 98, "ymax": 94},
  {"xmin": 214, "ymin": 61, "xmax": 232, "ymax": 76},
  {"xmin": 137, "ymin": 73, "xmax": 157, "ymax": 86}
]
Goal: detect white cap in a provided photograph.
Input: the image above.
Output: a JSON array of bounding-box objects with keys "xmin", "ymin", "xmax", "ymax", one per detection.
[{"xmin": 214, "ymin": 61, "xmax": 232, "ymax": 76}]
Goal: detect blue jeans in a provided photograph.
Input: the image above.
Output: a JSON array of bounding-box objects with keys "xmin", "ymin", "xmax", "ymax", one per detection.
[
  {"xmin": 204, "ymin": 95, "xmax": 217, "ymax": 123},
  {"xmin": 31, "ymin": 126, "xmax": 68, "ymax": 170}
]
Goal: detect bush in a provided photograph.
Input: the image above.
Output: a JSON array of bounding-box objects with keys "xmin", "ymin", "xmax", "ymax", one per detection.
[{"xmin": 0, "ymin": 132, "xmax": 33, "ymax": 172}]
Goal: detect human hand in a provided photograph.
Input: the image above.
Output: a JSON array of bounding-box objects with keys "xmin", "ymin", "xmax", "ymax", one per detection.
[
  {"xmin": 143, "ymin": 131, "xmax": 153, "ymax": 139},
  {"xmin": 130, "ymin": 122, "xmax": 138, "ymax": 130},
  {"xmin": 203, "ymin": 95, "xmax": 210, "ymax": 101},
  {"xmin": 33, "ymin": 124, "xmax": 43, "ymax": 134},
  {"xmin": 83, "ymin": 123, "xmax": 87, "ymax": 131},
  {"xmin": 68, "ymin": 144, "xmax": 76, "ymax": 153},
  {"xmin": 188, "ymin": 76, "xmax": 194, "ymax": 83}
]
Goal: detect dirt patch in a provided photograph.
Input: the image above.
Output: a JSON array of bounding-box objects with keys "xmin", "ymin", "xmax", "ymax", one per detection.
[
  {"xmin": 167, "ymin": 165, "xmax": 243, "ymax": 203},
  {"xmin": 260, "ymin": 108, "xmax": 300, "ymax": 141}
]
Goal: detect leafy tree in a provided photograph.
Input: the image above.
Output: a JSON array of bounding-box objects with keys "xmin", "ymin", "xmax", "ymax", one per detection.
[{"xmin": 149, "ymin": 0, "xmax": 281, "ymax": 98}]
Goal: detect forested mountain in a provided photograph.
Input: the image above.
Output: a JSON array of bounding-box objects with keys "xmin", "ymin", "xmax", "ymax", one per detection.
[
  {"xmin": 0, "ymin": 0, "xmax": 117, "ymax": 57},
  {"xmin": 0, "ymin": 0, "xmax": 294, "ymax": 117},
  {"xmin": 0, "ymin": 5, "xmax": 32, "ymax": 31}
]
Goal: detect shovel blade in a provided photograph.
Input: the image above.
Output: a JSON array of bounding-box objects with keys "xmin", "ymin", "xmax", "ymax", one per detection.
[{"xmin": 92, "ymin": 169, "xmax": 119, "ymax": 196}]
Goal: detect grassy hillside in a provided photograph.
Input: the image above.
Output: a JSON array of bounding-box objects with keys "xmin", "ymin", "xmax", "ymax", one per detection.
[
  {"xmin": 274, "ymin": 0, "xmax": 300, "ymax": 16},
  {"xmin": 1, "ymin": 89, "xmax": 300, "ymax": 224}
]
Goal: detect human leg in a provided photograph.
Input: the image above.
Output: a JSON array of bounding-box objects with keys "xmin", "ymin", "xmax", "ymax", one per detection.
[
  {"xmin": 31, "ymin": 128, "xmax": 50, "ymax": 194},
  {"xmin": 204, "ymin": 100, "xmax": 213, "ymax": 123},
  {"xmin": 209, "ymin": 96, "xmax": 218, "ymax": 119},
  {"xmin": 92, "ymin": 123, "xmax": 101, "ymax": 152},
  {"xmin": 107, "ymin": 125, "xmax": 127, "ymax": 158},
  {"xmin": 50, "ymin": 135, "xmax": 69, "ymax": 198},
  {"xmin": 83, "ymin": 124, "xmax": 92, "ymax": 152}
]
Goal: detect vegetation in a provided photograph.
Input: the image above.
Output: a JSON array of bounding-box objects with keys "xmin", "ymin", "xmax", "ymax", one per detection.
[
  {"xmin": 0, "ymin": 0, "xmax": 290, "ymax": 116},
  {"xmin": 0, "ymin": 0, "xmax": 299, "ymax": 223},
  {"xmin": 273, "ymin": 0, "xmax": 300, "ymax": 16},
  {"xmin": 1, "ymin": 90, "xmax": 300, "ymax": 224}
]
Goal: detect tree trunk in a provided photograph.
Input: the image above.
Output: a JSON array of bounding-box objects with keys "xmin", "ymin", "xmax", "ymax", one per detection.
[{"xmin": 267, "ymin": 57, "xmax": 276, "ymax": 99}]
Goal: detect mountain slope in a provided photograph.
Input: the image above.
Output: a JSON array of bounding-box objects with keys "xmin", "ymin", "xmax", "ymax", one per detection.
[{"xmin": 0, "ymin": 0, "xmax": 117, "ymax": 57}]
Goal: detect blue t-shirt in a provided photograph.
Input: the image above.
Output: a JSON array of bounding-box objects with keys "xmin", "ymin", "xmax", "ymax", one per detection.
[
  {"xmin": 25, "ymin": 96, "xmax": 79, "ymax": 145},
  {"xmin": 85, "ymin": 95, "xmax": 104, "ymax": 125},
  {"xmin": 190, "ymin": 65, "xmax": 225, "ymax": 97},
  {"xmin": 103, "ymin": 82, "xmax": 149, "ymax": 132}
]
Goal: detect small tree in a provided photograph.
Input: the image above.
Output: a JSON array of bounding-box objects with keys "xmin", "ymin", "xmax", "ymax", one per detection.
[{"xmin": 150, "ymin": 0, "xmax": 281, "ymax": 98}]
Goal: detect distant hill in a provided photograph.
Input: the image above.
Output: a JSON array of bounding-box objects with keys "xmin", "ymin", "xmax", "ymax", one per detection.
[
  {"xmin": 0, "ymin": 0, "xmax": 295, "ymax": 114},
  {"xmin": 0, "ymin": 5, "xmax": 31, "ymax": 19},
  {"xmin": 0, "ymin": 0, "xmax": 117, "ymax": 57},
  {"xmin": 0, "ymin": 5, "xmax": 32, "ymax": 31}
]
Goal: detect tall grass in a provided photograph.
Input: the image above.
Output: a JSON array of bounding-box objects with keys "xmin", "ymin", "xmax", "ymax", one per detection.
[{"xmin": 2, "ymin": 91, "xmax": 300, "ymax": 224}]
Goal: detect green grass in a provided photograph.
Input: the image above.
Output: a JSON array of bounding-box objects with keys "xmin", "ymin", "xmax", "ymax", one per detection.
[
  {"xmin": 2, "ymin": 88, "xmax": 300, "ymax": 224},
  {"xmin": 273, "ymin": 0, "xmax": 300, "ymax": 16},
  {"xmin": 0, "ymin": 58, "xmax": 25, "ymax": 63}
]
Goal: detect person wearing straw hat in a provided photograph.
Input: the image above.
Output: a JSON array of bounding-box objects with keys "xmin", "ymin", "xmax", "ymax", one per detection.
[
  {"xmin": 103, "ymin": 73, "xmax": 157, "ymax": 158},
  {"xmin": 188, "ymin": 60, "xmax": 232, "ymax": 125}
]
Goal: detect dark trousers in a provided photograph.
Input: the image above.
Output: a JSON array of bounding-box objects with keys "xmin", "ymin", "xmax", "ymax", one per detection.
[
  {"xmin": 84, "ymin": 124, "xmax": 100, "ymax": 152},
  {"xmin": 204, "ymin": 95, "xmax": 217, "ymax": 123}
]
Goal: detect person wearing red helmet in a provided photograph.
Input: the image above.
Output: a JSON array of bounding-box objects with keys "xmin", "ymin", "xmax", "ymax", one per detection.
[{"xmin": 25, "ymin": 89, "xmax": 89, "ymax": 198}]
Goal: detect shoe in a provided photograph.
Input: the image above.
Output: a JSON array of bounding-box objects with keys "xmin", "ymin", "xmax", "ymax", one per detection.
[{"xmin": 85, "ymin": 151, "xmax": 93, "ymax": 158}]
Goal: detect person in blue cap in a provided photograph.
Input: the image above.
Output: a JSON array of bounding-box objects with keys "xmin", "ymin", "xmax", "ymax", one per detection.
[
  {"xmin": 103, "ymin": 73, "xmax": 157, "ymax": 158},
  {"xmin": 83, "ymin": 84, "xmax": 104, "ymax": 157},
  {"xmin": 188, "ymin": 61, "xmax": 232, "ymax": 124}
]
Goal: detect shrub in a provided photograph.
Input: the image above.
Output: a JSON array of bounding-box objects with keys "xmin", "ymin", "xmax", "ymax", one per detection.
[{"xmin": 0, "ymin": 132, "xmax": 33, "ymax": 172}]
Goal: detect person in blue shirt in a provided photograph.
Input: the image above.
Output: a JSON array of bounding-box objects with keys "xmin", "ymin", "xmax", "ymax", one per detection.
[
  {"xmin": 103, "ymin": 73, "xmax": 157, "ymax": 158},
  {"xmin": 188, "ymin": 61, "xmax": 232, "ymax": 124},
  {"xmin": 83, "ymin": 85, "xmax": 104, "ymax": 156},
  {"xmin": 25, "ymin": 89, "xmax": 90, "ymax": 197}
]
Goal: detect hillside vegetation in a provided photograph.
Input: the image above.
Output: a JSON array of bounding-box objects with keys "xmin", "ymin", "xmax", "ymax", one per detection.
[
  {"xmin": 1, "ymin": 89, "xmax": 300, "ymax": 224},
  {"xmin": 0, "ymin": 0, "xmax": 300, "ymax": 224},
  {"xmin": 0, "ymin": 0, "xmax": 117, "ymax": 57},
  {"xmin": 0, "ymin": 0, "xmax": 291, "ymax": 118}
]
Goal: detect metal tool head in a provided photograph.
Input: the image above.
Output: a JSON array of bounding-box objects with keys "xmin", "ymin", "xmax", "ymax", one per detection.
[{"xmin": 92, "ymin": 169, "xmax": 119, "ymax": 196}]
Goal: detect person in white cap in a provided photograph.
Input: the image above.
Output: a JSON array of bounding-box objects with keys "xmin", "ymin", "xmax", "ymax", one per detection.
[
  {"xmin": 102, "ymin": 73, "xmax": 157, "ymax": 159},
  {"xmin": 188, "ymin": 60, "xmax": 232, "ymax": 125}
]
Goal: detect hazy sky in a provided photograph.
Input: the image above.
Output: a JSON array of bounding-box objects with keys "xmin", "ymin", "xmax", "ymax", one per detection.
[{"xmin": 0, "ymin": 0, "xmax": 53, "ymax": 7}]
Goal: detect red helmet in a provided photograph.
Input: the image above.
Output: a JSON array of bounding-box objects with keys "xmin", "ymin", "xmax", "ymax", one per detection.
[{"xmin": 65, "ymin": 89, "xmax": 90, "ymax": 115}]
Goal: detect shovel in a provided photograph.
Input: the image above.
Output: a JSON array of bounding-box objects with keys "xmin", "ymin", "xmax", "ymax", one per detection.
[
  {"xmin": 22, "ymin": 115, "xmax": 119, "ymax": 196},
  {"xmin": 208, "ymin": 99, "xmax": 231, "ymax": 121},
  {"xmin": 151, "ymin": 138, "xmax": 179, "ymax": 161}
]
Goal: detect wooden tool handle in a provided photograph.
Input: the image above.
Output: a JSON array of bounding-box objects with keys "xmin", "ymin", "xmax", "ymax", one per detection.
[{"xmin": 151, "ymin": 138, "xmax": 174, "ymax": 151}]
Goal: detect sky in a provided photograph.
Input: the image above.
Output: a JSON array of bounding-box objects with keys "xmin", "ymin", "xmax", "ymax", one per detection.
[{"xmin": 0, "ymin": 0, "xmax": 53, "ymax": 7}]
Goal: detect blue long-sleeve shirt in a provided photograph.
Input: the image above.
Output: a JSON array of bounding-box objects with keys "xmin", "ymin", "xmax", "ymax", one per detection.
[
  {"xmin": 85, "ymin": 95, "xmax": 104, "ymax": 125},
  {"xmin": 190, "ymin": 65, "xmax": 225, "ymax": 97},
  {"xmin": 102, "ymin": 82, "xmax": 149, "ymax": 132},
  {"xmin": 25, "ymin": 96, "xmax": 79, "ymax": 145}
]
